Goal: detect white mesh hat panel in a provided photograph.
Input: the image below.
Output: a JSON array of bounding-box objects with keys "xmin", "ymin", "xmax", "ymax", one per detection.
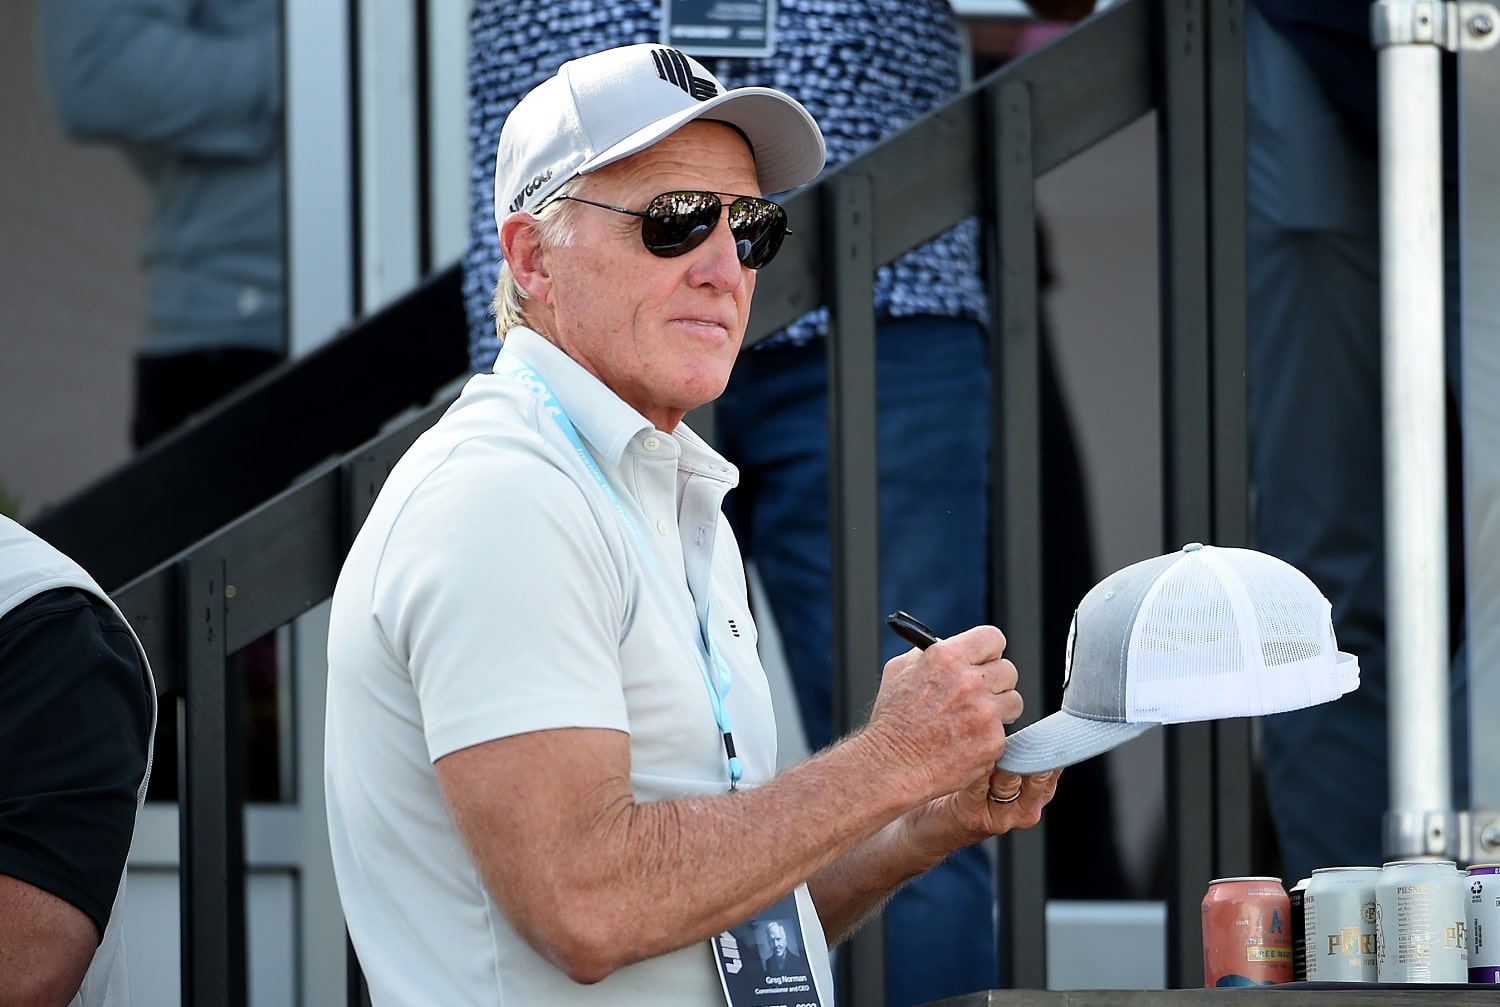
[
  {"xmin": 1124, "ymin": 547, "xmax": 1352, "ymax": 721},
  {"xmin": 998, "ymin": 542, "xmax": 1359, "ymax": 774}
]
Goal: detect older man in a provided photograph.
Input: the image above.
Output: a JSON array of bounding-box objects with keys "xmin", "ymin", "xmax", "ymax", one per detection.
[{"xmin": 325, "ymin": 44, "xmax": 1056, "ymax": 1005}]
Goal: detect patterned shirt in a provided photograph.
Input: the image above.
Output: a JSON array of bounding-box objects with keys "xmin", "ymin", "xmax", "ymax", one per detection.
[{"xmin": 462, "ymin": 0, "xmax": 987, "ymax": 371}]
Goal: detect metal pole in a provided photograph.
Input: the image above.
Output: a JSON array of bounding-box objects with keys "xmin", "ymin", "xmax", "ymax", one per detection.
[
  {"xmin": 1459, "ymin": 15, "xmax": 1500, "ymax": 866},
  {"xmin": 1372, "ymin": 1, "xmax": 1455, "ymax": 859}
]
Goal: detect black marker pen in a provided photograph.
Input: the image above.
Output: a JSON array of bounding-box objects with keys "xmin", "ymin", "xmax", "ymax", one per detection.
[{"xmin": 886, "ymin": 610, "xmax": 940, "ymax": 650}]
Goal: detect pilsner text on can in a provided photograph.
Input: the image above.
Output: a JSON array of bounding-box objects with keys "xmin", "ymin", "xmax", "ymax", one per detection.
[
  {"xmin": 1470, "ymin": 864, "xmax": 1500, "ymax": 983},
  {"xmin": 1375, "ymin": 859, "xmax": 1468, "ymax": 982},
  {"xmin": 1202, "ymin": 877, "xmax": 1293, "ymax": 987},
  {"xmin": 1303, "ymin": 866, "xmax": 1379, "ymax": 982}
]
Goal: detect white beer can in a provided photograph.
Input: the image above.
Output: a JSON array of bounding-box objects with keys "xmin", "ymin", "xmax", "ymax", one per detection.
[
  {"xmin": 1375, "ymin": 859, "xmax": 1468, "ymax": 982},
  {"xmin": 1470, "ymin": 863, "xmax": 1500, "ymax": 983},
  {"xmin": 1304, "ymin": 866, "xmax": 1379, "ymax": 982}
]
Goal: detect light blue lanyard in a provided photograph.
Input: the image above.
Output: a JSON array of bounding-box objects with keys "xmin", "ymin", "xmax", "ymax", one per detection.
[{"xmin": 495, "ymin": 349, "xmax": 742, "ymax": 789}]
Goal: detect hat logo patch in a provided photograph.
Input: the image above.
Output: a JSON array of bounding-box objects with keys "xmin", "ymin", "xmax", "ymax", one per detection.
[
  {"xmin": 510, "ymin": 169, "xmax": 553, "ymax": 213},
  {"xmin": 652, "ymin": 47, "xmax": 718, "ymax": 101},
  {"xmin": 1062, "ymin": 609, "xmax": 1078, "ymax": 693}
]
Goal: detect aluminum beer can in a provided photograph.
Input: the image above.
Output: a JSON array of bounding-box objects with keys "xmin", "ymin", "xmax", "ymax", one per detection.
[
  {"xmin": 1375, "ymin": 859, "xmax": 1468, "ymax": 982},
  {"xmin": 1201, "ymin": 876, "xmax": 1293, "ymax": 987},
  {"xmin": 1470, "ymin": 863, "xmax": 1500, "ymax": 983},
  {"xmin": 1289, "ymin": 877, "xmax": 1310, "ymax": 981},
  {"xmin": 1303, "ymin": 866, "xmax": 1379, "ymax": 982}
]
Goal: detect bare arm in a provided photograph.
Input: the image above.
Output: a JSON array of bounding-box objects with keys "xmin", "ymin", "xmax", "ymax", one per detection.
[
  {"xmin": 805, "ymin": 765, "xmax": 1060, "ymax": 943},
  {"xmin": 0, "ymin": 874, "xmax": 97, "ymax": 1007},
  {"xmin": 435, "ymin": 626, "xmax": 1037, "ymax": 984}
]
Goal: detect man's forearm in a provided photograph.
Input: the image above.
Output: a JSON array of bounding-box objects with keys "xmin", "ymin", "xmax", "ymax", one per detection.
[
  {"xmin": 441, "ymin": 629, "xmax": 1021, "ymax": 982},
  {"xmin": 804, "ymin": 816, "xmax": 950, "ymax": 945},
  {"xmin": 443, "ymin": 726, "xmax": 937, "ymax": 982}
]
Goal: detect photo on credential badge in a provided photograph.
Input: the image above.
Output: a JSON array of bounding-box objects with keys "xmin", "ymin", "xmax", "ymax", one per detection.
[{"xmin": 714, "ymin": 892, "xmax": 823, "ymax": 1006}]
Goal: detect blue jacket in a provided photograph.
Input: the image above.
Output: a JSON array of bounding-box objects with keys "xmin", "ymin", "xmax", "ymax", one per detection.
[{"xmin": 39, "ymin": 0, "xmax": 285, "ymax": 356}]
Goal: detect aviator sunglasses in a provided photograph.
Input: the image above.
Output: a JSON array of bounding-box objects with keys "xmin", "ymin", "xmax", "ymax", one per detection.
[{"xmin": 553, "ymin": 190, "xmax": 790, "ymax": 268}]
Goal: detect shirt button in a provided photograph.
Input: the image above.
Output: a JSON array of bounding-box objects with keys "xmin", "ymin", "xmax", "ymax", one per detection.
[
  {"xmin": 656, "ymin": 520, "xmax": 670, "ymax": 536},
  {"xmin": 643, "ymin": 435, "xmax": 661, "ymax": 451}
]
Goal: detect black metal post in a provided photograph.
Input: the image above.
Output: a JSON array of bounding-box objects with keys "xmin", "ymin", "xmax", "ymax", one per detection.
[
  {"xmin": 1204, "ymin": 0, "xmax": 1255, "ymax": 883},
  {"xmin": 179, "ymin": 553, "xmax": 247, "ymax": 1007},
  {"xmin": 1156, "ymin": 0, "xmax": 1216, "ymax": 989},
  {"xmin": 826, "ymin": 170, "xmax": 886, "ymax": 1007},
  {"xmin": 984, "ymin": 77, "xmax": 1049, "ymax": 992}
]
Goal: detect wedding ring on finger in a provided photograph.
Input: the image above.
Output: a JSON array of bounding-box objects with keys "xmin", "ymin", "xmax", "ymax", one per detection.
[{"xmin": 988, "ymin": 787, "xmax": 1022, "ymax": 804}]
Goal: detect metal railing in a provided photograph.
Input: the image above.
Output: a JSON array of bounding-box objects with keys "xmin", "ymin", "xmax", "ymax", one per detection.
[
  {"xmin": 94, "ymin": 0, "xmax": 1249, "ymax": 1001},
  {"xmin": 28, "ymin": 267, "xmax": 468, "ymax": 594}
]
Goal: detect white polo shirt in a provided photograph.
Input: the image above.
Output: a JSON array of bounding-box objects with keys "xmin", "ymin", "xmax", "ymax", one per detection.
[{"xmin": 325, "ymin": 327, "xmax": 831, "ymax": 1004}]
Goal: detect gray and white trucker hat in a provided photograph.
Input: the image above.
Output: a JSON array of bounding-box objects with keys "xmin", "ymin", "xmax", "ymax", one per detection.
[
  {"xmin": 494, "ymin": 44, "xmax": 826, "ymax": 229},
  {"xmin": 997, "ymin": 543, "xmax": 1360, "ymax": 774}
]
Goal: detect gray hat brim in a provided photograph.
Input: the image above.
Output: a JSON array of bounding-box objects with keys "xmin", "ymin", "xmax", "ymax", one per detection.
[{"xmin": 996, "ymin": 713, "xmax": 1157, "ymax": 774}]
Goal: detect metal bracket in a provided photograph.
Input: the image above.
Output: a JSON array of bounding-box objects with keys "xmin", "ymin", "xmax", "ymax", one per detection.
[
  {"xmin": 1385, "ymin": 808, "xmax": 1466, "ymax": 862},
  {"xmin": 1372, "ymin": 0, "xmax": 1500, "ymax": 51},
  {"xmin": 1473, "ymin": 809, "xmax": 1500, "ymax": 864},
  {"xmin": 1385, "ymin": 808, "xmax": 1500, "ymax": 864}
]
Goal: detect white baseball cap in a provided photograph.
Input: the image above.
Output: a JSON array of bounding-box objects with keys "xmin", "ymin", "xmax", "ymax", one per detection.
[
  {"xmin": 997, "ymin": 543, "xmax": 1361, "ymax": 774},
  {"xmin": 494, "ymin": 44, "xmax": 826, "ymax": 232}
]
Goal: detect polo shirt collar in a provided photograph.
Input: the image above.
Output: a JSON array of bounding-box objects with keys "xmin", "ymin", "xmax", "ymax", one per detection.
[{"xmin": 500, "ymin": 326, "xmax": 652, "ymax": 465}]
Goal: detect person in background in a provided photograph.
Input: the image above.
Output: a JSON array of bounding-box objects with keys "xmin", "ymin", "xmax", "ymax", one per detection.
[
  {"xmin": 460, "ymin": 4, "xmax": 1120, "ymax": 1001},
  {"xmin": 38, "ymin": 0, "xmax": 285, "ymax": 450},
  {"xmin": 1245, "ymin": 0, "xmax": 1470, "ymax": 885},
  {"xmin": 38, "ymin": 0, "xmax": 288, "ymax": 809},
  {"xmin": 326, "ymin": 44, "xmax": 1059, "ymax": 1005},
  {"xmin": 0, "ymin": 515, "xmax": 156, "ymax": 1007}
]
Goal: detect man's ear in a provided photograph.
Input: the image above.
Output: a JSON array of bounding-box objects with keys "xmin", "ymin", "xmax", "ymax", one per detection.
[{"xmin": 500, "ymin": 213, "xmax": 550, "ymax": 301}]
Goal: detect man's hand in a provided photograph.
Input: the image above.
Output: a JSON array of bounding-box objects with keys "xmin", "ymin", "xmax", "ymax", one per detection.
[
  {"xmin": 860, "ymin": 626, "xmax": 1023, "ymax": 808},
  {"xmin": 898, "ymin": 768, "xmax": 1062, "ymax": 869},
  {"xmin": 858, "ymin": 624, "xmax": 1061, "ymax": 864},
  {"xmin": 964, "ymin": 766, "xmax": 1061, "ymax": 837}
]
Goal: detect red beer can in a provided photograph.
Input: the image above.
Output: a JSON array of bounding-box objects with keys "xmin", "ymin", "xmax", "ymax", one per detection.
[{"xmin": 1202, "ymin": 876, "xmax": 1294, "ymax": 987}]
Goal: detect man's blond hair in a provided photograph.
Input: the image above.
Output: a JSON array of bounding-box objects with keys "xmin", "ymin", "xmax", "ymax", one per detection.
[{"xmin": 492, "ymin": 176, "xmax": 585, "ymax": 339}]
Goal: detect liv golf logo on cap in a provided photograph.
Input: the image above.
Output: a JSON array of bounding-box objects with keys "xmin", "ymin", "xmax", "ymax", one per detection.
[{"xmin": 652, "ymin": 47, "xmax": 718, "ymax": 100}]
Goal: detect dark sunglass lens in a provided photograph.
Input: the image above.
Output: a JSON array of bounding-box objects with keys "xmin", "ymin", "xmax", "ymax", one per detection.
[
  {"xmin": 640, "ymin": 191, "xmax": 722, "ymax": 257},
  {"xmin": 728, "ymin": 198, "xmax": 787, "ymax": 268}
]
